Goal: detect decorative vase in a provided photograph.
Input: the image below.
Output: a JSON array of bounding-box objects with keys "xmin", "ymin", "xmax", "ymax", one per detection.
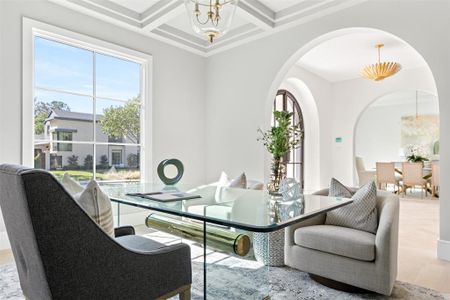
[{"xmin": 267, "ymin": 157, "xmax": 286, "ymax": 195}]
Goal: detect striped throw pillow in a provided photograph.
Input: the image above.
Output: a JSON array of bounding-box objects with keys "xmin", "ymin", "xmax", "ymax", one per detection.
[{"xmin": 62, "ymin": 174, "xmax": 114, "ymax": 237}]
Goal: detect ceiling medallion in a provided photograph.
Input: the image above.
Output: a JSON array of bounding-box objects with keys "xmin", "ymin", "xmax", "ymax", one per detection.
[
  {"xmin": 361, "ymin": 44, "xmax": 401, "ymax": 81},
  {"xmin": 184, "ymin": 0, "xmax": 239, "ymax": 43}
]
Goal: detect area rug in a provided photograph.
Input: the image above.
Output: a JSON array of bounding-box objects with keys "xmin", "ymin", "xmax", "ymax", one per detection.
[{"xmin": 0, "ymin": 232, "xmax": 447, "ymax": 300}]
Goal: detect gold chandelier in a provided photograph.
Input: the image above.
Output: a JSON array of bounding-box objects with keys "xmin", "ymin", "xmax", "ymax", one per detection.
[
  {"xmin": 361, "ymin": 44, "xmax": 401, "ymax": 81},
  {"xmin": 185, "ymin": 0, "xmax": 239, "ymax": 43}
]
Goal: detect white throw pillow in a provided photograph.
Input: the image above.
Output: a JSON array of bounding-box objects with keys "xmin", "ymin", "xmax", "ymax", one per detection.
[
  {"xmin": 61, "ymin": 173, "xmax": 114, "ymax": 237},
  {"xmin": 218, "ymin": 171, "xmax": 230, "ymax": 186},
  {"xmin": 325, "ymin": 178, "xmax": 378, "ymax": 234},
  {"xmin": 217, "ymin": 171, "xmax": 247, "ymax": 189},
  {"xmin": 229, "ymin": 173, "xmax": 247, "ymax": 189},
  {"xmin": 247, "ymin": 180, "xmax": 264, "ymax": 190},
  {"xmin": 62, "ymin": 173, "xmax": 84, "ymax": 194}
]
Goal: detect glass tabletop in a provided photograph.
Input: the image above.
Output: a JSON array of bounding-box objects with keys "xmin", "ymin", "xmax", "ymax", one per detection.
[{"xmin": 102, "ymin": 182, "xmax": 352, "ymax": 232}]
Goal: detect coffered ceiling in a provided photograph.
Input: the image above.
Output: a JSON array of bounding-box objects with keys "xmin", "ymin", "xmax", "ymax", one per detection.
[{"xmin": 49, "ymin": 0, "xmax": 365, "ymax": 56}]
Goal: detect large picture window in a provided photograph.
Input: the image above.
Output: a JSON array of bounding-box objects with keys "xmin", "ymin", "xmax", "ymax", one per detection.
[
  {"xmin": 31, "ymin": 32, "xmax": 147, "ymax": 183},
  {"xmin": 273, "ymin": 90, "xmax": 305, "ymax": 188}
]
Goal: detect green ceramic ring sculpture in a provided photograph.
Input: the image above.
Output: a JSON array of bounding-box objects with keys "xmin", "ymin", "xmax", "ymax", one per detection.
[{"xmin": 157, "ymin": 159, "xmax": 184, "ymax": 185}]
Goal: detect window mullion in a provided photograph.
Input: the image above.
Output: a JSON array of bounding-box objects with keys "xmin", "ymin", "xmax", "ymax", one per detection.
[{"xmin": 93, "ymin": 51, "xmax": 97, "ymax": 180}]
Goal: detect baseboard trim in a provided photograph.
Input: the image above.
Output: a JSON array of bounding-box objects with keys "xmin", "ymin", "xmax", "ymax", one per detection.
[
  {"xmin": 0, "ymin": 231, "xmax": 11, "ymax": 250},
  {"xmin": 437, "ymin": 239, "xmax": 450, "ymax": 261}
]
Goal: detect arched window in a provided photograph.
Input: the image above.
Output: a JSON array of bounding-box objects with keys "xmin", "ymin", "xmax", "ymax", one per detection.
[{"xmin": 273, "ymin": 90, "xmax": 305, "ymax": 188}]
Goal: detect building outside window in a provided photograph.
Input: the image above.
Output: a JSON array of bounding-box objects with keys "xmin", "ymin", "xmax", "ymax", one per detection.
[
  {"xmin": 111, "ymin": 150, "xmax": 122, "ymax": 166},
  {"xmin": 32, "ymin": 34, "xmax": 145, "ymax": 182},
  {"xmin": 111, "ymin": 149, "xmax": 123, "ymax": 166},
  {"xmin": 52, "ymin": 131, "xmax": 74, "ymax": 151}
]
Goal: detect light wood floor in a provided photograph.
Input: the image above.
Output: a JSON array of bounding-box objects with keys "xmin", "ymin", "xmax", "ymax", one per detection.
[
  {"xmin": 397, "ymin": 193, "xmax": 450, "ymax": 294},
  {"xmin": 1, "ymin": 194, "xmax": 449, "ymax": 295}
]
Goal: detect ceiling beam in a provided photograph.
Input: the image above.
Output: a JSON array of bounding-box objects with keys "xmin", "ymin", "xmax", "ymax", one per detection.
[
  {"xmin": 275, "ymin": 0, "xmax": 333, "ymax": 22},
  {"xmin": 241, "ymin": 0, "xmax": 275, "ymax": 21},
  {"xmin": 60, "ymin": 0, "xmax": 141, "ymax": 27},
  {"xmin": 141, "ymin": 0, "xmax": 185, "ymax": 32},
  {"xmin": 157, "ymin": 24, "xmax": 207, "ymax": 47},
  {"xmin": 237, "ymin": 1, "xmax": 274, "ymax": 31},
  {"xmin": 86, "ymin": 0, "xmax": 140, "ymax": 21}
]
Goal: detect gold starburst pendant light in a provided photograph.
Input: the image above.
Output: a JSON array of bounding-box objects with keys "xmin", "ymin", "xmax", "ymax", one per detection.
[{"xmin": 361, "ymin": 44, "xmax": 401, "ymax": 81}]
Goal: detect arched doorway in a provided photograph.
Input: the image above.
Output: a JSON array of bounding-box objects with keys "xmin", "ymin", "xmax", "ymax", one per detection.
[
  {"xmin": 273, "ymin": 89, "xmax": 305, "ymax": 188},
  {"xmin": 354, "ymin": 90, "xmax": 439, "ymax": 187},
  {"xmin": 264, "ymin": 27, "xmax": 447, "ymax": 265}
]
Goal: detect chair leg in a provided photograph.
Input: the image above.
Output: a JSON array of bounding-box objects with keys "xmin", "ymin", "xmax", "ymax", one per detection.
[{"xmin": 179, "ymin": 286, "xmax": 191, "ymax": 300}]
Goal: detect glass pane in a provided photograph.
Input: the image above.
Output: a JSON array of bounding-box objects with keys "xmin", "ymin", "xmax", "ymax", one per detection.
[
  {"xmin": 96, "ymin": 98, "xmax": 141, "ymax": 144},
  {"xmin": 35, "ymin": 143, "xmax": 94, "ymax": 184},
  {"xmin": 95, "ymin": 53, "xmax": 140, "ymax": 100},
  {"xmin": 275, "ymin": 94, "xmax": 284, "ymax": 111},
  {"xmin": 95, "ymin": 145, "xmax": 140, "ymax": 182},
  {"xmin": 287, "ymin": 98, "xmax": 293, "ymax": 113},
  {"xmin": 286, "ymin": 163, "xmax": 294, "ymax": 179},
  {"xmin": 34, "ymin": 90, "xmax": 94, "ymax": 142},
  {"xmin": 34, "ymin": 36, "xmax": 93, "ymax": 94}
]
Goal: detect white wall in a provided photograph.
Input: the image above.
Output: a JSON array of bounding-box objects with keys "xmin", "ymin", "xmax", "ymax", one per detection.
[
  {"xmin": 355, "ymin": 94, "xmax": 439, "ymax": 170},
  {"xmin": 204, "ymin": 1, "xmax": 450, "ymax": 261},
  {"xmin": 0, "ymin": 1, "xmax": 206, "ymax": 249}
]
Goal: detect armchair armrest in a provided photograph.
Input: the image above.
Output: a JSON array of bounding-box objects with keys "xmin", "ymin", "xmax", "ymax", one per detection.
[
  {"xmin": 114, "ymin": 225, "xmax": 135, "ymax": 237},
  {"xmin": 285, "ymin": 189, "xmax": 328, "ymax": 246},
  {"xmin": 113, "ymin": 242, "xmax": 192, "ymax": 299},
  {"xmin": 375, "ymin": 195, "xmax": 399, "ymax": 282},
  {"xmin": 285, "ymin": 213, "xmax": 326, "ymax": 247}
]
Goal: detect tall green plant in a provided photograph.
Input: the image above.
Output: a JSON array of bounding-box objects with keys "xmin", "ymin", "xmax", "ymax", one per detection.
[{"xmin": 257, "ymin": 111, "xmax": 303, "ymax": 159}]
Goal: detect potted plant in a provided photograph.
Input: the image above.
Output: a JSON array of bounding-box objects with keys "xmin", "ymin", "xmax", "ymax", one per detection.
[
  {"xmin": 257, "ymin": 111, "xmax": 303, "ymax": 194},
  {"xmin": 405, "ymin": 144, "xmax": 429, "ymax": 164},
  {"xmin": 406, "ymin": 154, "xmax": 429, "ymax": 163}
]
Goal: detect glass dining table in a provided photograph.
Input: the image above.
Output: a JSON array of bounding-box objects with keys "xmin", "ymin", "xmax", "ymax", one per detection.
[{"xmin": 101, "ymin": 182, "xmax": 353, "ymax": 299}]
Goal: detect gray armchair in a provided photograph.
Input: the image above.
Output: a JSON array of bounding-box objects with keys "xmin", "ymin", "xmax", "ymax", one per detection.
[
  {"xmin": 0, "ymin": 164, "xmax": 192, "ymax": 299},
  {"xmin": 285, "ymin": 188, "xmax": 399, "ymax": 295}
]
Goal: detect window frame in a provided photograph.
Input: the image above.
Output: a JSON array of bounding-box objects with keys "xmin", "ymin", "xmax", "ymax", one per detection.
[
  {"xmin": 22, "ymin": 18, "xmax": 153, "ymax": 182},
  {"xmin": 273, "ymin": 89, "xmax": 305, "ymax": 188}
]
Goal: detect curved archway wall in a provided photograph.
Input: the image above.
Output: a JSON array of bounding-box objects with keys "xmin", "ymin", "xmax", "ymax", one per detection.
[
  {"xmin": 353, "ymin": 89, "xmax": 438, "ymax": 185},
  {"xmin": 279, "ymin": 77, "xmax": 321, "ymax": 192},
  {"xmin": 204, "ymin": 1, "xmax": 450, "ymax": 260}
]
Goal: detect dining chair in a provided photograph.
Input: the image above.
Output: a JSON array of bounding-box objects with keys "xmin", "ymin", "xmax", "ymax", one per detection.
[
  {"xmin": 376, "ymin": 162, "xmax": 400, "ymax": 192},
  {"xmin": 402, "ymin": 162, "xmax": 428, "ymax": 198},
  {"xmin": 431, "ymin": 162, "xmax": 440, "ymax": 197},
  {"xmin": 355, "ymin": 156, "xmax": 376, "ymax": 186}
]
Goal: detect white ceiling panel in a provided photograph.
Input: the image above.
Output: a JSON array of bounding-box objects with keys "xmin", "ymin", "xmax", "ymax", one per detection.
[
  {"xmin": 108, "ymin": 0, "xmax": 160, "ymax": 13},
  {"xmin": 297, "ymin": 30, "xmax": 427, "ymax": 82},
  {"xmin": 258, "ymin": 0, "xmax": 305, "ymax": 13}
]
